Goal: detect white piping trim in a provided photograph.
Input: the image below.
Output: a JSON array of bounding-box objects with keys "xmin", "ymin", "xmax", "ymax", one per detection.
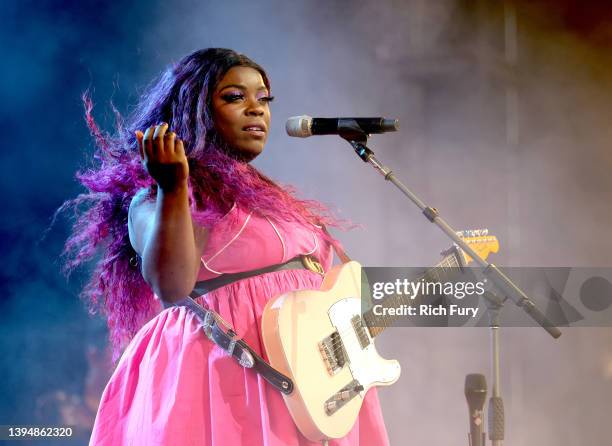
[
  {"xmin": 266, "ymin": 217, "xmax": 286, "ymax": 262},
  {"xmin": 201, "ymin": 261, "xmax": 224, "ymax": 275},
  {"xmin": 302, "ymin": 231, "xmax": 318, "ymax": 256},
  {"xmin": 219, "ymin": 202, "xmax": 237, "ymax": 221},
  {"xmin": 202, "ymin": 212, "xmax": 252, "ymax": 274}
]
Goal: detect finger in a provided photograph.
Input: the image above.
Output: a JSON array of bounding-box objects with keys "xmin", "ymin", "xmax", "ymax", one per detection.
[
  {"xmin": 153, "ymin": 123, "xmax": 169, "ymax": 155},
  {"xmin": 135, "ymin": 131, "xmax": 144, "ymax": 160},
  {"xmin": 175, "ymin": 138, "xmax": 185, "ymax": 156},
  {"xmin": 143, "ymin": 126, "xmax": 156, "ymax": 159},
  {"xmin": 164, "ymin": 132, "xmax": 177, "ymax": 154}
]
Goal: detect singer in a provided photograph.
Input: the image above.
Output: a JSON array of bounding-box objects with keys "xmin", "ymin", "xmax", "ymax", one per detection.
[{"xmin": 60, "ymin": 48, "xmax": 389, "ymax": 445}]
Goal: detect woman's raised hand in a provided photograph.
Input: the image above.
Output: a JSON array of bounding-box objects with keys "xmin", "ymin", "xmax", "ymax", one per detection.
[{"xmin": 136, "ymin": 123, "xmax": 189, "ymax": 192}]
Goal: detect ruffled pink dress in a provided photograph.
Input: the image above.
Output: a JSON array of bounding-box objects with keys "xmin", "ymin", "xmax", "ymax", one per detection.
[{"xmin": 89, "ymin": 204, "xmax": 389, "ymax": 446}]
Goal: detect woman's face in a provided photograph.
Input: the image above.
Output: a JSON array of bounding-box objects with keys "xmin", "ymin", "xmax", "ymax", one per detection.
[{"xmin": 211, "ymin": 66, "xmax": 272, "ymax": 162}]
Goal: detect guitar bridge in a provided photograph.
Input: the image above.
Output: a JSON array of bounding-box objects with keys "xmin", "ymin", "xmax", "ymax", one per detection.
[
  {"xmin": 324, "ymin": 379, "xmax": 364, "ymax": 415},
  {"xmin": 318, "ymin": 331, "xmax": 346, "ymax": 376}
]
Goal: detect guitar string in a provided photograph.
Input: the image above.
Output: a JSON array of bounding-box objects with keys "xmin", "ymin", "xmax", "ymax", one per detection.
[
  {"xmin": 324, "ymin": 255, "xmax": 463, "ymax": 351},
  {"xmin": 322, "ymin": 257, "xmax": 468, "ymax": 354},
  {"xmin": 320, "ymin": 245, "xmax": 492, "ymax": 355}
]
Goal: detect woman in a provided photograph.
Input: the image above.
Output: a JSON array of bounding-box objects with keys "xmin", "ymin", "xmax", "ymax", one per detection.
[{"xmin": 63, "ymin": 48, "xmax": 389, "ymax": 445}]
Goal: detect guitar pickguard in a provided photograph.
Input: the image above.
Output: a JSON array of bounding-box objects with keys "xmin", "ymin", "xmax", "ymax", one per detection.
[{"xmin": 327, "ymin": 298, "xmax": 401, "ymax": 392}]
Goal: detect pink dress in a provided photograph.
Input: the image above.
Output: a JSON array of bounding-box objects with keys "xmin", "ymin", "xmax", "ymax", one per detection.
[{"xmin": 89, "ymin": 204, "xmax": 389, "ymax": 446}]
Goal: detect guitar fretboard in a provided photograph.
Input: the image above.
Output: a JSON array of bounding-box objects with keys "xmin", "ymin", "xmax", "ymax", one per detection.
[{"xmin": 363, "ymin": 251, "xmax": 463, "ymax": 338}]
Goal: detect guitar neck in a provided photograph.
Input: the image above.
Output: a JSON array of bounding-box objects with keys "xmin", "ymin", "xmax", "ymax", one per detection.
[{"xmin": 363, "ymin": 251, "xmax": 463, "ymax": 338}]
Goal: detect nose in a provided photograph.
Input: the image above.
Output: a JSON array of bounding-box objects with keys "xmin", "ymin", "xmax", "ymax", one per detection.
[
  {"xmin": 247, "ymin": 107, "xmax": 264, "ymax": 116},
  {"xmin": 245, "ymin": 96, "xmax": 265, "ymax": 116}
]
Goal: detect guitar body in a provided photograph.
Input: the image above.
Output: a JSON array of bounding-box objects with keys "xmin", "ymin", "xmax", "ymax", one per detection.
[
  {"xmin": 261, "ymin": 231, "xmax": 499, "ymax": 441},
  {"xmin": 261, "ymin": 261, "xmax": 401, "ymax": 441}
]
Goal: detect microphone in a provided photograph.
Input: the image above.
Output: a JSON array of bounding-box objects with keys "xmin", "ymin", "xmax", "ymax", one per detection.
[
  {"xmin": 465, "ymin": 374, "xmax": 487, "ymax": 446},
  {"xmin": 286, "ymin": 115, "xmax": 399, "ymax": 138}
]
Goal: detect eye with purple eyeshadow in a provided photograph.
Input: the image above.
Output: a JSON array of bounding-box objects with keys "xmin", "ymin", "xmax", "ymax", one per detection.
[
  {"xmin": 256, "ymin": 92, "xmax": 275, "ymax": 103},
  {"xmin": 220, "ymin": 91, "xmax": 274, "ymax": 104},
  {"xmin": 221, "ymin": 91, "xmax": 244, "ymax": 102}
]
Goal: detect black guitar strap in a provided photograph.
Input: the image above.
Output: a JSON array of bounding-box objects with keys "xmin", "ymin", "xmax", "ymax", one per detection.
[
  {"xmin": 171, "ymin": 229, "xmax": 350, "ymax": 396},
  {"xmin": 173, "ymin": 296, "xmax": 295, "ymax": 394}
]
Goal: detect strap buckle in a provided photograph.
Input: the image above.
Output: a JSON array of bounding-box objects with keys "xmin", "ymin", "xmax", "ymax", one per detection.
[
  {"xmin": 301, "ymin": 254, "xmax": 324, "ymax": 275},
  {"xmin": 201, "ymin": 311, "xmax": 216, "ymax": 340},
  {"xmin": 227, "ymin": 331, "xmax": 255, "ymax": 368},
  {"xmin": 202, "ymin": 311, "xmax": 255, "ymax": 368}
]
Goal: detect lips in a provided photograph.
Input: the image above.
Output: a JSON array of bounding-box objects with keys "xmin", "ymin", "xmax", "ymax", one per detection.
[
  {"xmin": 242, "ymin": 123, "xmax": 267, "ymax": 138},
  {"xmin": 242, "ymin": 124, "xmax": 266, "ymax": 132}
]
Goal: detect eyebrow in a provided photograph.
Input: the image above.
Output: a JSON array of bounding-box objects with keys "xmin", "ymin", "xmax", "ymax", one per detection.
[{"xmin": 218, "ymin": 84, "xmax": 268, "ymax": 92}]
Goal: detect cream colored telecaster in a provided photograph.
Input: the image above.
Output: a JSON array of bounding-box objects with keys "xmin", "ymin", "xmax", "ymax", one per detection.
[{"xmin": 261, "ymin": 230, "xmax": 499, "ymax": 441}]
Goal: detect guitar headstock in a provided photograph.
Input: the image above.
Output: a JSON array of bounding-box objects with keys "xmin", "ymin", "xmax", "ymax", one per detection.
[{"xmin": 449, "ymin": 229, "xmax": 499, "ymax": 265}]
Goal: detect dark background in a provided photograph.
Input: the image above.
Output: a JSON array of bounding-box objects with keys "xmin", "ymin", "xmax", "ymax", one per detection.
[{"xmin": 2, "ymin": 0, "xmax": 612, "ymax": 444}]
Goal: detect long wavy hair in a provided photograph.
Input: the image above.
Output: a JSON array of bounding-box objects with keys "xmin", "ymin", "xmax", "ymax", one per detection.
[{"xmin": 60, "ymin": 48, "xmax": 343, "ymax": 362}]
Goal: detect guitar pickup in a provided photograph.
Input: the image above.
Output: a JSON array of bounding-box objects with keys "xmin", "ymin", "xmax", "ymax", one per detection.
[{"xmin": 351, "ymin": 315, "xmax": 371, "ymax": 349}]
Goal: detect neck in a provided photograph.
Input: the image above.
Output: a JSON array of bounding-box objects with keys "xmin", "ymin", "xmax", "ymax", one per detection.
[{"xmin": 363, "ymin": 251, "xmax": 463, "ymax": 338}]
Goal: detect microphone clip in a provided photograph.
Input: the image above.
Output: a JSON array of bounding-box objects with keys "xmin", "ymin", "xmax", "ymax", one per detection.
[
  {"xmin": 338, "ymin": 119, "xmax": 372, "ymax": 162},
  {"xmin": 338, "ymin": 119, "xmax": 369, "ymax": 143}
]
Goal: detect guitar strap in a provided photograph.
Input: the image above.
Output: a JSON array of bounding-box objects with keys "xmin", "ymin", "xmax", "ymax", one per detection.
[
  {"xmin": 173, "ymin": 295, "xmax": 295, "ymax": 394},
  {"xmin": 171, "ymin": 227, "xmax": 351, "ymax": 395}
]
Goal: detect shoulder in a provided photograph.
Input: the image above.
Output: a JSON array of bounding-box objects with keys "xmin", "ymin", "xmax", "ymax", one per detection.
[
  {"xmin": 130, "ymin": 187, "xmax": 154, "ymax": 210},
  {"xmin": 128, "ymin": 187, "xmax": 155, "ymax": 254},
  {"xmin": 129, "ymin": 187, "xmax": 156, "ymax": 221}
]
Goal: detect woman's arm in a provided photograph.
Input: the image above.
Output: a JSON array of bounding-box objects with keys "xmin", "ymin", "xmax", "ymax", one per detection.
[{"xmin": 129, "ymin": 123, "xmax": 208, "ymax": 304}]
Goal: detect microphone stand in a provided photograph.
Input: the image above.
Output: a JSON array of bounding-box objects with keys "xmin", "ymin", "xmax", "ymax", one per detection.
[
  {"xmin": 482, "ymin": 291, "xmax": 505, "ymax": 446},
  {"xmin": 337, "ymin": 122, "xmax": 562, "ymax": 445}
]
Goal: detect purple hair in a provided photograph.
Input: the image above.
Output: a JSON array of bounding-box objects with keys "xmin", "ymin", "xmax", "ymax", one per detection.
[{"xmin": 61, "ymin": 48, "xmax": 345, "ymax": 362}]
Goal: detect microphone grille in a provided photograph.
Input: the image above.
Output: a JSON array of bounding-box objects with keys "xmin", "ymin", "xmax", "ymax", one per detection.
[
  {"xmin": 465, "ymin": 373, "xmax": 487, "ymax": 394},
  {"xmin": 465, "ymin": 373, "xmax": 487, "ymax": 408},
  {"xmin": 286, "ymin": 115, "xmax": 313, "ymax": 137}
]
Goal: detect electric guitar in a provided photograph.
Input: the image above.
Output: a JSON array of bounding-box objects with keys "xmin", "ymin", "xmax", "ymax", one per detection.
[{"xmin": 261, "ymin": 229, "xmax": 499, "ymax": 441}]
